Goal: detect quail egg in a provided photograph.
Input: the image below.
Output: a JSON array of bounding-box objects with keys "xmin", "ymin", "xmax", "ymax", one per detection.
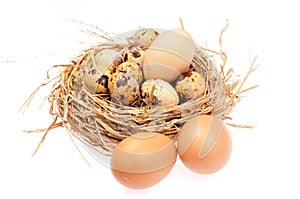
[
  {"xmin": 95, "ymin": 67, "xmax": 113, "ymax": 94},
  {"xmin": 94, "ymin": 49, "xmax": 119, "ymax": 68},
  {"xmin": 118, "ymin": 45, "xmax": 147, "ymax": 67},
  {"xmin": 175, "ymin": 71, "xmax": 206, "ymax": 102},
  {"xmin": 116, "ymin": 62, "xmax": 143, "ymax": 85},
  {"xmin": 133, "ymin": 28, "xmax": 160, "ymax": 48},
  {"xmin": 108, "ymin": 72, "xmax": 140, "ymax": 105},
  {"xmin": 141, "ymin": 79, "xmax": 179, "ymax": 106},
  {"xmin": 82, "ymin": 49, "xmax": 118, "ymax": 93}
]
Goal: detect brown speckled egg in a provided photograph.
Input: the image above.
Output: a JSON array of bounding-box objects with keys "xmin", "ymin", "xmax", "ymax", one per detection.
[
  {"xmin": 133, "ymin": 28, "xmax": 160, "ymax": 48},
  {"xmin": 116, "ymin": 62, "xmax": 143, "ymax": 85},
  {"xmin": 108, "ymin": 72, "xmax": 140, "ymax": 105},
  {"xmin": 141, "ymin": 79, "xmax": 179, "ymax": 106},
  {"xmin": 119, "ymin": 45, "xmax": 147, "ymax": 67},
  {"xmin": 175, "ymin": 71, "xmax": 206, "ymax": 102}
]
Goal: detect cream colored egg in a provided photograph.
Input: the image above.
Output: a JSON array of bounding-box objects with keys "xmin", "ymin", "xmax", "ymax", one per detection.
[
  {"xmin": 143, "ymin": 29, "xmax": 195, "ymax": 82},
  {"xmin": 133, "ymin": 28, "xmax": 160, "ymax": 48},
  {"xmin": 141, "ymin": 79, "xmax": 179, "ymax": 106},
  {"xmin": 175, "ymin": 71, "xmax": 206, "ymax": 102}
]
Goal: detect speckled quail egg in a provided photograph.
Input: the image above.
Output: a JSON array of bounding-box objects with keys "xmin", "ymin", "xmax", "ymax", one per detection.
[
  {"xmin": 82, "ymin": 49, "xmax": 118, "ymax": 93},
  {"xmin": 118, "ymin": 45, "xmax": 147, "ymax": 67},
  {"xmin": 116, "ymin": 62, "xmax": 143, "ymax": 85},
  {"xmin": 133, "ymin": 28, "xmax": 160, "ymax": 48},
  {"xmin": 141, "ymin": 79, "xmax": 179, "ymax": 106},
  {"xmin": 108, "ymin": 72, "xmax": 140, "ymax": 105},
  {"xmin": 94, "ymin": 49, "xmax": 119, "ymax": 67},
  {"xmin": 95, "ymin": 67, "xmax": 113, "ymax": 94},
  {"xmin": 175, "ymin": 71, "xmax": 206, "ymax": 102}
]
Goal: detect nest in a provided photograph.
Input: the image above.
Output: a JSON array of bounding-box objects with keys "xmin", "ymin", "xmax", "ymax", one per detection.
[{"xmin": 22, "ymin": 23, "xmax": 258, "ymax": 157}]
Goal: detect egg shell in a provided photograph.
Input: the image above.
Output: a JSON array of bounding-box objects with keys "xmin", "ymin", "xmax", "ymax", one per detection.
[
  {"xmin": 143, "ymin": 29, "xmax": 195, "ymax": 82},
  {"xmin": 108, "ymin": 72, "xmax": 140, "ymax": 105},
  {"xmin": 133, "ymin": 28, "xmax": 160, "ymax": 47},
  {"xmin": 141, "ymin": 79, "xmax": 179, "ymax": 106},
  {"xmin": 177, "ymin": 114, "xmax": 232, "ymax": 174},
  {"xmin": 95, "ymin": 66, "xmax": 114, "ymax": 94},
  {"xmin": 175, "ymin": 71, "xmax": 206, "ymax": 102},
  {"xmin": 119, "ymin": 45, "xmax": 147, "ymax": 67},
  {"xmin": 110, "ymin": 132, "xmax": 177, "ymax": 189},
  {"xmin": 82, "ymin": 49, "xmax": 118, "ymax": 93},
  {"xmin": 116, "ymin": 62, "xmax": 143, "ymax": 85},
  {"xmin": 94, "ymin": 49, "xmax": 119, "ymax": 68}
]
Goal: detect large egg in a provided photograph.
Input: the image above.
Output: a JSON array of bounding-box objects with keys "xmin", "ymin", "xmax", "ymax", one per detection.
[
  {"xmin": 143, "ymin": 29, "xmax": 195, "ymax": 82},
  {"xmin": 110, "ymin": 132, "xmax": 177, "ymax": 189},
  {"xmin": 177, "ymin": 114, "xmax": 232, "ymax": 174}
]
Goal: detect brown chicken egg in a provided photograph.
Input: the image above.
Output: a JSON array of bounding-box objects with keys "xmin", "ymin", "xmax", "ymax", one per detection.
[
  {"xmin": 110, "ymin": 132, "xmax": 177, "ymax": 189},
  {"xmin": 143, "ymin": 29, "xmax": 195, "ymax": 82},
  {"xmin": 177, "ymin": 114, "xmax": 232, "ymax": 174}
]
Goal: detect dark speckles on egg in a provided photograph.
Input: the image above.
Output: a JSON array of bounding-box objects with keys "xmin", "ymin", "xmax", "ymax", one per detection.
[
  {"xmin": 133, "ymin": 28, "xmax": 160, "ymax": 48},
  {"xmin": 113, "ymin": 55, "xmax": 124, "ymax": 66},
  {"xmin": 131, "ymin": 50, "xmax": 141, "ymax": 58},
  {"xmin": 91, "ymin": 69, "xmax": 97, "ymax": 75},
  {"xmin": 124, "ymin": 53, "xmax": 128, "ymax": 62},
  {"xmin": 183, "ymin": 71, "xmax": 193, "ymax": 78},
  {"xmin": 109, "ymin": 72, "xmax": 140, "ymax": 106}
]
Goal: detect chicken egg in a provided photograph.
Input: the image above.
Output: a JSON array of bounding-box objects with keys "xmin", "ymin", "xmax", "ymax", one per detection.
[
  {"xmin": 177, "ymin": 114, "xmax": 232, "ymax": 174},
  {"xmin": 110, "ymin": 132, "xmax": 177, "ymax": 189},
  {"xmin": 143, "ymin": 29, "xmax": 195, "ymax": 82}
]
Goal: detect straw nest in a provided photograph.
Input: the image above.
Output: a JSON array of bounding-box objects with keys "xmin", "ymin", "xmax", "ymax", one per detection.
[{"xmin": 23, "ymin": 23, "xmax": 258, "ymax": 157}]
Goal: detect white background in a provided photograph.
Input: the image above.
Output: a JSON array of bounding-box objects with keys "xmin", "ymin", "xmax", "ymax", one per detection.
[{"xmin": 1, "ymin": 0, "xmax": 299, "ymax": 198}]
